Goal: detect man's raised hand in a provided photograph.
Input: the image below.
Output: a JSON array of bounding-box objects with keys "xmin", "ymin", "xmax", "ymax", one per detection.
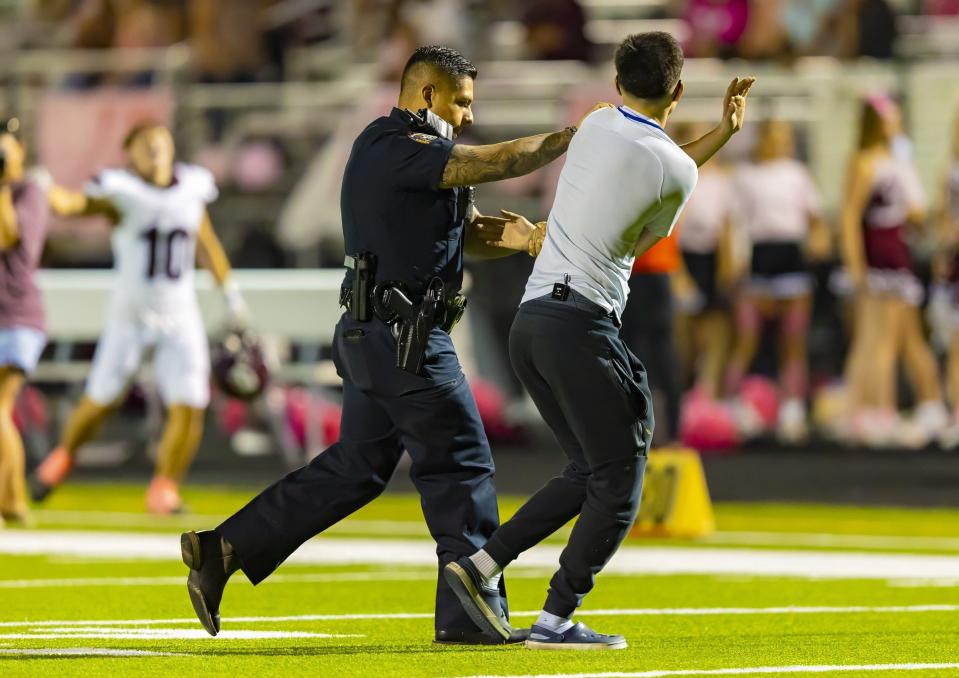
[
  {"xmin": 721, "ymin": 77, "xmax": 755, "ymax": 136},
  {"xmin": 475, "ymin": 210, "xmax": 541, "ymax": 253}
]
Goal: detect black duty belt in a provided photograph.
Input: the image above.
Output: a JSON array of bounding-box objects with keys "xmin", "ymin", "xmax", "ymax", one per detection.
[{"xmin": 341, "ymin": 253, "xmax": 466, "ymax": 374}]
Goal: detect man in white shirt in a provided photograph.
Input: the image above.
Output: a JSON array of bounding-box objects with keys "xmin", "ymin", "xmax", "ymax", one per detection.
[{"xmin": 444, "ymin": 32, "xmax": 753, "ymax": 650}]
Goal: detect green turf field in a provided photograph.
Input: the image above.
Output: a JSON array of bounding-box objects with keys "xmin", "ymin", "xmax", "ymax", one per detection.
[{"xmin": 2, "ymin": 484, "xmax": 959, "ymax": 677}]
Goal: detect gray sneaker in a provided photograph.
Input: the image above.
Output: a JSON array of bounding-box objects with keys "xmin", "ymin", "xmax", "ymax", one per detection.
[
  {"xmin": 443, "ymin": 557, "xmax": 512, "ymax": 641},
  {"xmin": 526, "ymin": 622, "xmax": 627, "ymax": 650}
]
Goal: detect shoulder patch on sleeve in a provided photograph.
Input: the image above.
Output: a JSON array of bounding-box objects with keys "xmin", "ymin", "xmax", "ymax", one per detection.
[{"xmin": 408, "ymin": 132, "xmax": 437, "ymax": 145}]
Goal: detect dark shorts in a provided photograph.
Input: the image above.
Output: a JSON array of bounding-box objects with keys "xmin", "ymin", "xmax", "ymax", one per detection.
[
  {"xmin": 682, "ymin": 250, "xmax": 722, "ymax": 310},
  {"xmin": 749, "ymin": 241, "xmax": 812, "ymax": 299}
]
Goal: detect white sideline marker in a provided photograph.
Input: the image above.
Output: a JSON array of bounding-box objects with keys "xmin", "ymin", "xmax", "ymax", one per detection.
[
  {"xmin": 6, "ymin": 531, "xmax": 959, "ymax": 580},
  {"xmin": 461, "ymin": 663, "xmax": 959, "ymax": 678}
]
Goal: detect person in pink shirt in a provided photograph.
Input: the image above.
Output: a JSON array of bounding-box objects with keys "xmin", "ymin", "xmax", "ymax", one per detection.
[{"xmin": 0, "ymin": 118, "xmax": 50, "ymax": 526}]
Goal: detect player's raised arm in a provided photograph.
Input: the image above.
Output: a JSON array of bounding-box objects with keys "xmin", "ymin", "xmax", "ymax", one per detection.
[
  {"xmin": 680, "ymin": 77, "xmax": 755, "ymax": 167},
  {"xmin": 47, "ymin": 184, "xmax": 119, "ymax": 223},
  {"xmin": 196, "ymin": 210, "xmax": 247, "ymax": 323}
]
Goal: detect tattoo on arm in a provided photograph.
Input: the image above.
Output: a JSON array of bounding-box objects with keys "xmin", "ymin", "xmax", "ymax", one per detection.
[{"xmin": 439, "ymin": 127, "xmax": 576, "ymax": 189}]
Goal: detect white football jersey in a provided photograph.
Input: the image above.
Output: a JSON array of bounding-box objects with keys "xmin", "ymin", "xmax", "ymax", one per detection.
[{"xmin": 86, "ymin": 163, "xmax": 218, "ymax": 317}]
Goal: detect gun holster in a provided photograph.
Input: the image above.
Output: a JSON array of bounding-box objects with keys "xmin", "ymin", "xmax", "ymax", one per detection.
[{"xmin": 373, "ymin": 278, "xmax": 451, "ymax": 375}]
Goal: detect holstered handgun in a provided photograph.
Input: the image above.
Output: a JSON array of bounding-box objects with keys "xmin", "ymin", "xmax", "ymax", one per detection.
[{"xmin": 375, "ymin": 279, "xmax": 448, "ymax": 374}]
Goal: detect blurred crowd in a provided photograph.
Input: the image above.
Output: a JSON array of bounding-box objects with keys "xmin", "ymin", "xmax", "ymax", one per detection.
[
  {"xmin": 15, "ymin": 1, "xmax": 959, "ymax": 70},
  {"xmin": 6, "ymin": 0, "xmax": 959, "ymax": 454}
]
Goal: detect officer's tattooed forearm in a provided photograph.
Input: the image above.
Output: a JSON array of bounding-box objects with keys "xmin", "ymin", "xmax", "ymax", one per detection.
[{"xmin": 439, "ymin": 127, "xmax": 577, "ymax": 189}]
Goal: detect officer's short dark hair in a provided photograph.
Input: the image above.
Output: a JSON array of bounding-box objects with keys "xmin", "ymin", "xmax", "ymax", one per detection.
[
  {"xmin": 401, "ymin": 45, "xmax": 478, "ymax": 92},
  {"xmin": 615, "ymin": 32, "xmax": 684, "ymax": 100}
]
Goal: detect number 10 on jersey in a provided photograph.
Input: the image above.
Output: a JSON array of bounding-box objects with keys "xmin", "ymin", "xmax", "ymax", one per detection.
[{"xmin": 142, "ymin": 226, "xmax": 191, "ymax": 280}]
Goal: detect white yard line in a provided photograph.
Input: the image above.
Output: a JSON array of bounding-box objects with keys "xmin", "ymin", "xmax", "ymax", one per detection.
[
  {"xmin": 1, "ymin": 604, "xmax": 956, "ymax": 628},
  {"xmin": 461, "ymin": 664, "xmax": 959, "ymax": 678},
  {"xmin": 5, "ymin": 530, "xmax": 959, "ymax": 580},
  {"xmin": 0, "ymin": 647, "xmax": 186, "ymax": 657},
  {"xmin": 31, "ymin": 511, "xmax": 959, "ymax": 551},
  {"xmin": 0, "ymin": 571, "xmax": 435, "ymax": 589},
  {"xmin": 0, "ymin": 569, "xmax": 558, "ymax": 589},
  {"xmin": 0, "ymin": 628, "xmax": 360, "ymax": 640}
]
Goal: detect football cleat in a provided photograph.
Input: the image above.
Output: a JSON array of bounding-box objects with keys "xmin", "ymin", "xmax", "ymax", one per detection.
[{"xmin": 29, "ymin": 447, "xmax": 74, "ymax": 502}]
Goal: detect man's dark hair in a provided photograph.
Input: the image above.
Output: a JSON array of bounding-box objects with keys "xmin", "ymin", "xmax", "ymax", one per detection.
[
  {"xmin": 615, "ymin": 32, "xmax": 684, "ymax": 100},
  {"xmin": 400, "ymin": 45, "xmax": 477, "ymax": 92}
]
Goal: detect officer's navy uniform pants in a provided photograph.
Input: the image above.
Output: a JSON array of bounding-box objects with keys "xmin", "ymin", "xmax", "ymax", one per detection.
[
  {"xmin": 218, "ymin": 313, "xmax": 502, "ymax": 633},
  {"xmin": 482, "ymin": 290, "xmax": 653, "ymax": 619}
]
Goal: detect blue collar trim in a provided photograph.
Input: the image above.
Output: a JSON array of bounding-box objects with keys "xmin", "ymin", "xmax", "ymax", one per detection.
[{"xmin": 617, "ymin": 106, "xmax": 664, "ymax": 132}]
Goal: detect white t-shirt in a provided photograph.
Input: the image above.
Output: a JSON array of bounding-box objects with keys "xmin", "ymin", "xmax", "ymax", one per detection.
[
  {"xmin": 677, "ymin": 168, "xmax": 733, "ymax": 254},
  {"xmin": 732, "ymin": 158, "xmax": 821, "ymax": 243},
  {"xmin": 86, "ymin": 163, "xmax": 218, "ymax": 317},
  {"xmin": 523, "ymin": 105, "xmax": 698, "ymax": 317}
]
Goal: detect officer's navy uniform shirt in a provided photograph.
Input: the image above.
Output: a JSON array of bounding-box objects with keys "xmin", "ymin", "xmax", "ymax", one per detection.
[{"xmin": 341, "ymin": 107, "xmax": 468, "ymax": 295}]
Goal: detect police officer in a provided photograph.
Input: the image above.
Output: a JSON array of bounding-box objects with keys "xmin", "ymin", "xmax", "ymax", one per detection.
[{"xmin": 181, "ymin": 45, "xmax": 598, "ymax": 644}]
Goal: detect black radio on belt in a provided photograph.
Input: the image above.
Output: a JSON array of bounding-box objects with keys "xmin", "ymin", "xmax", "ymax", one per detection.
[
  {"xmin": 552, "ymin": 273, "xmax": 571, "ymax": 301},
  {"xmin": 347, "ymin": 252, "xmax": 377, "ymax": 321}
]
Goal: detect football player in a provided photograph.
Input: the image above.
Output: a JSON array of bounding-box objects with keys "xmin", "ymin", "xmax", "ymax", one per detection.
[{"xmin": 31, "ymin": 122, "xmax": 247, "ymax": 513}]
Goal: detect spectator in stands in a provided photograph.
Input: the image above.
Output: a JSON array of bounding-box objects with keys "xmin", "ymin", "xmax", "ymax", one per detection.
[
  {"xmin": 723, "ymin": 120, "xmax": 829, "ymax": 443},
  {"xmin": 66, "ymin": 0, "xmax": 186, "ymax": 87},
  {"xmin": 0, "ymin": 119, "xmax": 50, "ymax": 526},
  {"xmin": 833, "ymin": 0, "xmax": 899, "ymax": 59},
  {"xmin": 374, "ymin": 0, "xmax": 477, "ymax": 79},
  {"xmin": 839, "ymin": 94, "xmax": 943, "ymax": 447},
  {"xmin": 737, "ymin": 0, "xmax": 788, "ymax": 60},
  {"xmin": 189, "ymin": 0, "xmax": 274, "ymax": 83},
  {"xmin": 680, "ymin": 0, "xmax": 749, "ymax": 58},
  {"xmin": 520, "ymin": 0, "xmax": 592, "ymax": 61},
  {"xmin": 780, "ymin": 0, "xmax": 839, "ymax": 56}
]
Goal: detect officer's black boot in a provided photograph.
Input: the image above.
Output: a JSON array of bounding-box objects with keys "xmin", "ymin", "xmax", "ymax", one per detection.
[{"xmin": 181, "ymin": 529, "xmax": 239, "ymax": 636}]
